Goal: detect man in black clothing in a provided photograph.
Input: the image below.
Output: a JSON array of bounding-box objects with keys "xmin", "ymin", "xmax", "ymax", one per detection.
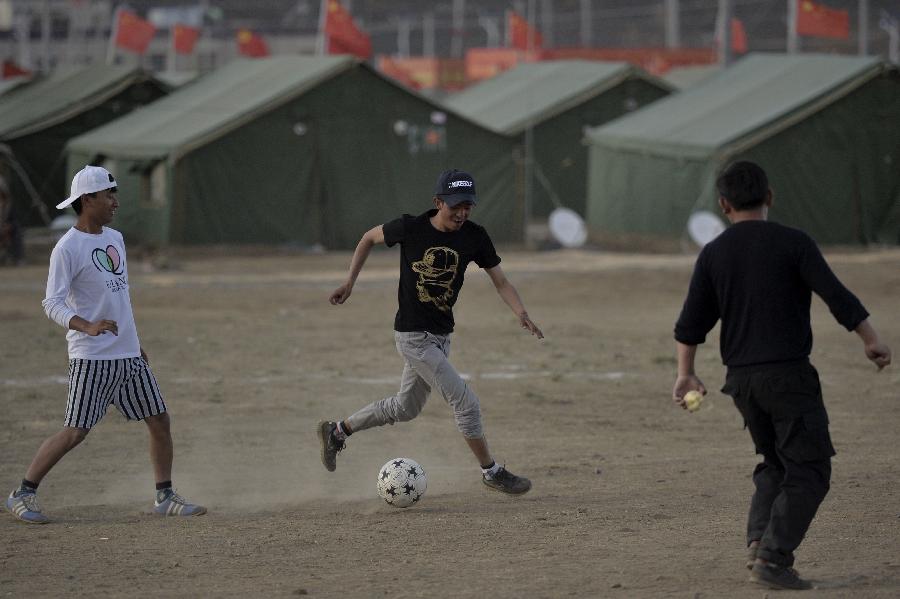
[
  {"xmin": 318, "ymin": 169, "xmax": 543, "ymax": 495},
  {"xmin": 672, "ymin": 161, "xmax": 891, "ymax": 590},
  {"xmin": 0, "ymin": 176, "xmax": 24, "ymax": 266}
]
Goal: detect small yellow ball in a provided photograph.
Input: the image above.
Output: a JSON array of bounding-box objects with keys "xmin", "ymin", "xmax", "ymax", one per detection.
[{"xmin": 684, "ymin": 390, "xmax": 704, "ymax": 412}]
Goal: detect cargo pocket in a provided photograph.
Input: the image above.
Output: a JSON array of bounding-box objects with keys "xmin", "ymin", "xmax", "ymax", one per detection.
[
  {"xmin": 720, "ymin": 377, "xmax": 741, "ymax": 399},
  {"xmin": 721, "ymin": 376, "xmax": 749, "ymax": 428},
  {"xmin": 766, "ymin": 368, "xmax": 822, "ymax": 415},
  {"xmin": 774, "ymin": 409, "xmax": 836, "ymax": 462}
]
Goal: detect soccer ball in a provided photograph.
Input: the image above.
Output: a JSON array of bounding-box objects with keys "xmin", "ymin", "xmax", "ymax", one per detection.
[{"xmin": 376, "ymin": 458, "xmax": 427, "ymax": 508}]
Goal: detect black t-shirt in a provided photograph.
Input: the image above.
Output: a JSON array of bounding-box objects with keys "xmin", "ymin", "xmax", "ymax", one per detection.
[
  {"xmin": 674, "ymin": 220, "xmax": 869, "ymax": 368},
  {"xmin": 383, "ymin": 209, "xmax": 501, "ymax": 334}
]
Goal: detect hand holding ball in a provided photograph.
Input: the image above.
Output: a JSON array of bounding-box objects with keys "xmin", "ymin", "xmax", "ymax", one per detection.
[{"xmin": 683, "ymin": 390, "xmax": 704, "ymax": 412}]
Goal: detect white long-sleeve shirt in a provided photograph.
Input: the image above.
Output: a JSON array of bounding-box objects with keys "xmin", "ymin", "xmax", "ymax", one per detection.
[{"xmin": 42, "ymin": 227, "xmax": 141, "ymax": 360}]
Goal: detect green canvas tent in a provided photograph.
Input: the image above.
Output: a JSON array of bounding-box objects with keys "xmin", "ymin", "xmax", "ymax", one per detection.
[
  {"xmin": 0, "ymin": 76, "xmax": 35, "ymax": 98},
  {"xmin": 661, "ymin": 64, "xmax": 721, "ymax": 90},
  {"xmin": 0, "ymin": 66, "xmax": 169, "ymax": 225},
  {"xmin": 585, "ymin": 53, "xmax": 900, "ymax": 245},
  {"xmin": 443, "ymin": 60, "xmax": 672, "ymax": 218},
  {"xmin": 66, "ymin": 56, "xmax": 520, "ymax": 248}
]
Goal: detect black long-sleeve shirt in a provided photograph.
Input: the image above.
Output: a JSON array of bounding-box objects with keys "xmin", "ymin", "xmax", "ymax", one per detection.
[{"xmin": 674, "ymin": 220, "xmax": 869, "ymax": 368}]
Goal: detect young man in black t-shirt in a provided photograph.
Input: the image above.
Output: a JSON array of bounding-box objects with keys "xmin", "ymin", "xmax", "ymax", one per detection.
[
  {"xmin": 319, "ymin": 169, "xmax": 543, "ymax": 495},
  {"xmin": 673, "ymin": 161, "xmax": 891, "ymax": 590}
]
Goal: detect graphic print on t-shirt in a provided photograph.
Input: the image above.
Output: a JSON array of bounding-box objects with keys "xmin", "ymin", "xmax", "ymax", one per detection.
[
  {"xmin": 411, "ymin": 246, "xmax": 459, "ymax": 312},
  {"xmin": 92, "ymin": 244, "xmax": 124, "ymax": 275}
]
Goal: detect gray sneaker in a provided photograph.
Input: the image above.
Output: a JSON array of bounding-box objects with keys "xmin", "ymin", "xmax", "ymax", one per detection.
[
  {"xmin": 153, "ymin": 489, "xmax": 207, "ymax": 517},
  {"xmin": 482, "ymin": 466, "xmax": 531, "ymax": 495},
  {"xmin": 750, "ymin": 561, "xmax": 812, "ymax": 590},
  {"xmin": 6, "ymin": 489, "xmax": 50, "ymax": 524},
  {"xmin": 317, "ymin": 421, "xmax": 345, "ymax": 472}
]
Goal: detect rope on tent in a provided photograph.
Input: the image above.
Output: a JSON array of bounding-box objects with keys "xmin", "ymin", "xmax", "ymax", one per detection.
[
  {"xmin": 532, "ymin": 160, "xmax": 565, "ymax": 209},
  {"xmin": 0, "ymin": 143, "xmax": 50, "ymax": 225}
]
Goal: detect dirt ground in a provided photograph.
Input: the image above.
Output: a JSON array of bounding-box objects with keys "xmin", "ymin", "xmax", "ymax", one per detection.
[{"xmin": 1, "ymin": 246, "xmax": 899, "ymax": 598}]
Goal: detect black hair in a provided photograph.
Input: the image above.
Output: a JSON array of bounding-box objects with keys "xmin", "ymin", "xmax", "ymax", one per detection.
[
  {"xmin": 72, "ymin": 186, "xmax": 117, "ymax": 215},
  {"xmin": 716, "ymin": 161, "xmax": 769, "ymax": 211}
]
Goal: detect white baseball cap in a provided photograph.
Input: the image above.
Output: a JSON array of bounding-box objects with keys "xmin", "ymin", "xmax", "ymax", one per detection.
[{"xmin": 57, "ymin": 165, "xmax": 117, "ymax": 210}]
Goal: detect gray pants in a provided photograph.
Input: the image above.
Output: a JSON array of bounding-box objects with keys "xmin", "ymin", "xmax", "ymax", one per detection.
[{"xmin": 345, "ymin": 331, "xmax": 483, "ymax": 438}]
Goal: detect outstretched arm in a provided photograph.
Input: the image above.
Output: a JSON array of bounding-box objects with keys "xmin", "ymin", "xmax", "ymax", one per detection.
[
  {"xmin": 484, "ymin": 265, "xmax": 543, "ymax": 339},
  {"xmin": 854, "ymin": 318, "xmax": 891, "ymax": 370},
  {"xmin": 672, "ymin": 341, "xmax": 707, "ymax": 409},
  {"xmin": 329, "ymin": 225, "xmax": 385, "ymax": 305}
]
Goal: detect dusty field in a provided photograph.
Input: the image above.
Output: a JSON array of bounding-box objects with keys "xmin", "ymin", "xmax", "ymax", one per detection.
[{"xmin": 1, "ymin": 246, "xmax": 899, "ymax": 598}]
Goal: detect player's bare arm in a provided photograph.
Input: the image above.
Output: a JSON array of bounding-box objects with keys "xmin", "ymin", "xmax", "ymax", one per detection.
[
  {"xmin": 672, "ymin": 341, "xmax": 707, "ymax": 409},
  {"xmin": 854, "ymin": 319, "xmax": 892, "ymax": 370},
  {"xmin": 484, "ymin": 265, "xmax": 544, "ymax": 339},
  {"xmin": 329, "ymin": 224, "xmax": 386, "ymax": 305},
  {"xmin": 69, "ymin": 315, "xmax": 118, "ymax": 337}
]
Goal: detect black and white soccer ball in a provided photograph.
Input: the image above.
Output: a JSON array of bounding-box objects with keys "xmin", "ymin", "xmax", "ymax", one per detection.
[{"xmin": 376, "ymin": 458, "xmax": 427, "ymax": 508}]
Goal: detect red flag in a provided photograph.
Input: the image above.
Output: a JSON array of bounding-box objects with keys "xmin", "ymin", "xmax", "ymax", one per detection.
[
  {"xmin": 2, "ymin": 60, "xmax": 30, "ymax": 79},
  {"xmin": 508, "ymin": 11, "xmax": 543, "ymax": 50},
  {"xmin": 114, "ymin": 9, "xmax": 156, "ymax": 55},
  {"xmin": 796, "ymin": 0, "xmax": 850, "ymax": 40},
  {"xmin": 324, "ymin": 0, "xmax": 372, "ymax": 59},
  {"xmin": 237, "ymin": 29, "xmax": 269, "ymax": 58},
  {"xmin": 731, "ymin": 18, "xmax": 748, "ymax": 53},
  {"xmin": 715, "ymin": 17, "xmax": 748, "ymax": 54},
  {"xmin": 173, "ymin": 24, "xmax": 201, "ymax": 55}
]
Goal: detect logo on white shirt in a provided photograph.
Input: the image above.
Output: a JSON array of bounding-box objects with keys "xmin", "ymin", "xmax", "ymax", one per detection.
[{"xmin": 92, "ymin": 245, "xmax": 124, "ymax": 275}]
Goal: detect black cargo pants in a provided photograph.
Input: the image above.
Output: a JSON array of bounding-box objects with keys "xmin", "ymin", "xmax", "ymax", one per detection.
[{"xmin": 722, "ymin": 359, "xmax": 835, "ymax": 568}]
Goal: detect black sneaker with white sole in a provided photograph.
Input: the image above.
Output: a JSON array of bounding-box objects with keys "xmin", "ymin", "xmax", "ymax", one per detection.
[
  {"xmin": 750, "ymin": 561, "xmax": 812, "ymax": 590},
  {"xmin": 482, "ymin": 466, "xmax": 532, "ymax": 495},
  {"xmin": 317, "ymin": 420, "xmax": 345, "ymax": 472}
]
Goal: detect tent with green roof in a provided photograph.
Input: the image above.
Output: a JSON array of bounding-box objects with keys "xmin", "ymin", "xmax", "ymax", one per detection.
[
  {"xmin": 0, "ymin": 76, "xmax": 34, "ymax": 98},
  {"xmin": 585, "ymin": 53, "xmax": 900, "ymax": 245},
  {"xmin": 443, "ymin": 60, "xmax": 671, "ymax": 219},
  {"xmin": 66, "ymin": 55, "xmax": 519, "ymax": 248},
  {"xmin": 0, "ymin": 66, "xmax": 168, "ymax": 225}
]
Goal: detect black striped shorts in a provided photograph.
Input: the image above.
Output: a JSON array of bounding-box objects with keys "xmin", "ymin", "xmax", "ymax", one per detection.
[{"xmin": 65, "ymin": 357, "xmax": 167, "ymax": 429}]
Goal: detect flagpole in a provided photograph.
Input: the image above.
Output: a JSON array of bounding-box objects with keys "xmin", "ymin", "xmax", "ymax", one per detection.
[
  {"xmin": 106, "ymin": 6, "xmax": 121, "ymax": 65},
  {"xmin": 787, "ymin": 0, "xmax": 799, "ymax": 54},
  {"xmin": 423, "ymin": 12, "xmax": 435, "ymax": 57},
  {"xmin": 316, "ymin": 0, "xmax": 327, "ymax": 55},
  {"xmin": 15, "ymin": 10, "xmax": 32, "ymax": 72},
  {"xmin": 41, "ymin": 0, "xmax": 50, "ymax": 72},
  {"xmin": 451, "ymin": 0, "xmax": 464, "ymax": 58},
  {"xmin": 504, "ymin": 9, "xmax": 510, "ymax": 47},
  {"xmin": 664, "ymin": 0, "xmax": 679, "ymax": 49},
  {"xmin": 717, "ymin": 0, "xmax": 732, "ymax": 66},
  {"xmin": 526, "ymin": 0, "xmax": 536, "ymax": 52},
  {"xmin": 168, "ymin": 26, "xmax": 176, "ymax": 73},
  {"xmin": 858, "ymin": 0, "xmax": 869, "ymax": 55}
]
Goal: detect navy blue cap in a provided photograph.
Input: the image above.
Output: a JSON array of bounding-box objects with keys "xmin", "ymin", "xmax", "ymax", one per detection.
[{"xmin": 434, "ymin": 169, "xmax": 477, "ymax": 206}]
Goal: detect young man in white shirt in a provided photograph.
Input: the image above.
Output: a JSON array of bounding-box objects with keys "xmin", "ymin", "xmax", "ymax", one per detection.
[{"xmin": 5, "ymin": 165, "xmax": 205, "ymax": 523}]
